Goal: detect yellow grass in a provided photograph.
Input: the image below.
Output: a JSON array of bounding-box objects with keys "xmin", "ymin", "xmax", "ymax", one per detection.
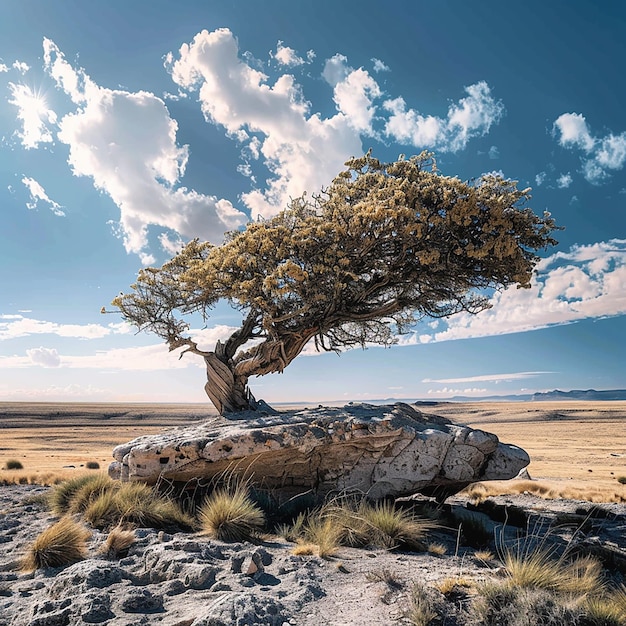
[{"xmin": 1, "ymin": 400, "xmax": 625, "ymax": 502}]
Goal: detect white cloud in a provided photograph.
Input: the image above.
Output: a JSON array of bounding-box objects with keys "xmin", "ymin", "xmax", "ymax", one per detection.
[
  {"xmin": 556, "ymin": 172, "xmax": 572, "ymax": 188},
  {"xmin": 322, "ymin": 53, "xmax": 351, "ymax": 86},
  {"xmin": 0, "ymin": 315, "xmax": 128, "ymax": 341},
  {"xmin": 426, "ymin": 387, "xmax": 487, "ymax": 395},
  {"xmin": 488, "ymin": 145, "xmax": 499, "ymax": 159},
  {"xmin": 42, "ymin": 38, "xmax": 247, "ymax": 260},
  {"xmin": 535, "ymin": 171, "xmax": 547, "ymax": 186},
  {"xmin": 553, "ymin": 113, "xmax": 595, "ymax": 151},
  {"xmin": 272, "ymin": 41, "xmax": 305, "ymax": 67},
  {"xmin": 168, "ymin": 29, "xmax": 363, "ymax": 220},
  {"xmin": 432, "ymin": 239, "xmax": 626, "ymax": 341},
  {"xmin": 383, "ymin": 81, "xmax": 504, "ymax": 152},
  {"xmin": 553, "ymin": 113, "xmax": 626, "ymax": 184},
  {"xmin": 27, "ymin": 347, "xmax": 61, "ymax": 368},
  {"xmin": 0, "ymin": 325, "xmax": 236, "ymax": 372},
  {"xmin": 0, "ymin": 383, "xmax": 110, "ymax": 401},
  {"xmin": 12, "ymin": 60, "xmax": 30, "ymax": 74},
  {"xmin": 0, "ymin": 62, "xmax": 9, "ymax": 72},
  {"xmin": 8, "ymin": 82, "xmax": 57, "ymax": 149},
  {"xmin": 371, "ymin": 58, "xmax": 390, "ymax": 73},
  {"xmin": 423, "ymin": 371, "xmax": 553, "ymax": 384},
  {"xmin": 332, "ymin": 68, "xmax": 381, "ymax": 135},
  {"xmin": 22, "ymin": 176, "xmax": 65, "ymax": 216}
]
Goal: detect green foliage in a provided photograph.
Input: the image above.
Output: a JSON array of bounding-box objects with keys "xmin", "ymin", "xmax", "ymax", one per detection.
[
  {"xmin": 5, "ymin": 459, "xmax": 23, "ymax": 470},
  {"xmin": 198, "ymin": 485, "xmax": 265, "ymax": 542},
  {"xmin": 114, "ymin": 152, "xmax": 559, "ymax": 413},
  {"xmin": 21, "ymin": 517, "xmax": 91, "ymax": 571}
]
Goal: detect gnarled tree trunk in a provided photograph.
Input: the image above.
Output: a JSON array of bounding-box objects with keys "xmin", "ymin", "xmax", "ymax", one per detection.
[{"xmin": 204, "ymin": 353, "xmax": 257, "ymax": 415}]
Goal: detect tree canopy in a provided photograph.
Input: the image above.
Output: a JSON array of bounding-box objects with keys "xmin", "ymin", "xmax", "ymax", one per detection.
[{"xmin": 113, "ymin": 152, "xmax": 559, "ymax": 414}]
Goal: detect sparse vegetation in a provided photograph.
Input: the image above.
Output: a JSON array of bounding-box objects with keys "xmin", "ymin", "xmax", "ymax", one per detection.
[
  {"xmin": 405, "ymin": 582, "xmax": 438, "ymax": 626},
  {"xmin": 5, "ymin": 459, "xmax": 23, "ymax": 470},
  {"xmin": 293, "ymin": 515, "xmax": 342, "ymax": 559},
  {"xmin": 21, "ymin": 517, "xmax": 91, "ymax": 572},
  {"xmin": 427, "ymin": 542, "xmax": 447, "ymax": 556},
  {"xmin": 101, "ymin": 525, "xmax": 135, "ymax": 559},
  {"xmin": 617, "ymin": 476, "xmax": 626, "ymax": 485},
  {"xmin": 50, "ymin": 474, "xmax": 105, "ymax": 515},
  {"xmin": 198, "ymin": 484, "xmax": 265, "ymax": 542},
  {"xmin": 85, "ymin": 461, "xmax": 100, "ymax": 470},
  {"xmin": 84, "ymin": 481, "xmax": 193, "ymax": 531}
]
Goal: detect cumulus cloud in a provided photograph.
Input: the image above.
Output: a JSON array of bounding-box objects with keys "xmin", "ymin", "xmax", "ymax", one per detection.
[
  {"xmin": 42, "ymin": 38, "xmax": 247, "ymax": 262},
  {"xmin": 383, "ymin": 81, "xmax": 504, "ymax": 152},
  {"xmin": 8, "ymin": 82, "xmax": 57, "ymax": 149},
  {"xmin": 332, "ymin": 68, "xmax": 381, "ymax": 135},
  {"xmin": 556, "ymin": 172, "xmax": 572, "ymax": 188},
  {"xmin": 0, "ymin": 314, "xmax": 128, "ymax": 341},
  {"xmin": 0, "ymin": 62, "xmax": 9, "ymax": 72},
  {"xmin": 13, "ymin": 60, "xmax": 30, "ymax": 74},
  {"xmin": 535, "ymin": 171, "xmax": 547, "ymax": 186},
  {"xmin": 27, "ymin": 347, "xmax": 61, "ymax": 367},
  {"xmin": 168, "ymin": 29, "xmax": 363, "ymax": 219},
  {"xmin": 553, "ymin": 113, "xmax": 626, "ymax": 184},
  {"xmin": 431, "ymin": 239, "xmax": 626, "ymax": 341},
  {"xmin": 488, "ymin": 145, "xmax": 499, "ymax": 159},
  {"xmin": 22, "ymin": 176, "xmax": 65, "ymax": 216},
  {"xmin": 272, "ymin": 41, "xmax": 305, "ymax": 67},
  {"xmin": 371, "ymin": 58, "xmax": 390, "ymax": 73}
]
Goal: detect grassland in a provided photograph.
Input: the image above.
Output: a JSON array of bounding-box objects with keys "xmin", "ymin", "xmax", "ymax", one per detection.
[{"xmin": 0, "ymin": 400, "xmax": 624, "ymax": 500}]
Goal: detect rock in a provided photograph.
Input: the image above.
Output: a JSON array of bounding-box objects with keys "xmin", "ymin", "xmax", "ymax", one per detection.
[{"xmin": 109, "ymin": 403, "xmax": 529, "ymax": 500}]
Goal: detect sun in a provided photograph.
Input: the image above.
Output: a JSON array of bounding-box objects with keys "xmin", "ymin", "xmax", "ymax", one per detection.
[{"xmin": 7, "ymin": 83, "xmax": 56, "ymax": 148}]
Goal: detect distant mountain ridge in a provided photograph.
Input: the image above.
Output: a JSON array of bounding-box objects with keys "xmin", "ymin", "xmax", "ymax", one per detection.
[{"xmin": 360, "ymin": 389, "xmax": 626, "ymax": 405}]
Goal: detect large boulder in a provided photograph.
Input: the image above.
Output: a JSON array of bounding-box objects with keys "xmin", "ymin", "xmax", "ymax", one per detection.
[{"xmin": 109, "ymin": 403, "xmax": 529, "ymax": 500}]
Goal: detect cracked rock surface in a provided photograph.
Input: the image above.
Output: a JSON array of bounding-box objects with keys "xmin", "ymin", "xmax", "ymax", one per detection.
[{"xmin": 109, "ymin": 403, "xmax": 529, "ymax": 499}]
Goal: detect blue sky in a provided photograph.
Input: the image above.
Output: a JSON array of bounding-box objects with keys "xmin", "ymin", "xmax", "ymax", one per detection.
[{"xmin": 1, "ymin": 0, "xmax": 625, "ymax": 403}]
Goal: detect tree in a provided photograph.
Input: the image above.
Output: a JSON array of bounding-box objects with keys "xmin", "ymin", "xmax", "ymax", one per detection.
[{"xmin": 112, "ymin": 152, "xmax": 559, "ymax": 415}]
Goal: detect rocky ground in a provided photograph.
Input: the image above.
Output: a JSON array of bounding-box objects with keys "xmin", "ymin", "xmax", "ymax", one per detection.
[{"xmin": 1, "ymin": 484, "xmax": 625, "ymax": 626}]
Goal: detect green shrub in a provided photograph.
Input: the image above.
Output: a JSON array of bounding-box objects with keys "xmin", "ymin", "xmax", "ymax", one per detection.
[
  {"xmin": 617, "ymin": 476, "xmax": 626, "ymax": 485},
  {"xmin": 21, "ymin": 517, "xmax": 91, "ymax": 571},
  {"xmin": 5, "ymin": 459, "xmax": 23, "ymax": 470},
  {"xmin": 85, "ymin": 461, "xmax": 100, "ymax": 470},
  {"xmin": 198, "ymin": 484, "xmax": 265, "ymax": 542}
]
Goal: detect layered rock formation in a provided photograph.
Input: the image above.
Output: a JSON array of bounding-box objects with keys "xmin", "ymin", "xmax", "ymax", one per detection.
[{"xmin": 109, "ymin": 403, "xmax": 529, "ymax": 500}]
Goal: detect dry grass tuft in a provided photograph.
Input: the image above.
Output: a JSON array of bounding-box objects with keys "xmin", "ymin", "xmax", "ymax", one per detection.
[
  {"xmin": 198, "ymin": 484, "xmax": 265, "ymax": 542},
  {"xmin": 50, "ymin": 474, "xmax": 106, "ymax": 515},
  {"xmin": 4, "ymin": 459, "xmax": 23, "ymax": 470},
  {"xmin": 21, "ymin": 516, "xmax": 91, "ymax": 571},
  {"xmin": 101, "ymin": 525, "xmax": 135, "ymax": 559},
  {"xmin": 426, "ymin": 542, "xmax": 447, "ymax": 556},
  {"xmin": 436, "ymin": 576, "xmax": 473, "ymax": 596},
  {"xmin": 462, "ymin": 479, "xmax": 626, "ymax": 504},
  {"xmin": 68, "ymin": 473, "xmax": 116, "ymax": 514},
  {"xmin": 84, "ymin": 481, "xmax": 193, "ymax": 531},
  {"xmin": 405, "ymin": 582, "xmax": 437, "ymax": 626},
  {"xmin": 294, "ymin": 516, "xmax": 342, "ymax": 559}
]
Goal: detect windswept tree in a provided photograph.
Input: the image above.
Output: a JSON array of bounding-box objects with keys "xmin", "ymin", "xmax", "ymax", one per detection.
[{"xmin": 113, "ymin": 152, "xmax": 559, "ymax": 415}]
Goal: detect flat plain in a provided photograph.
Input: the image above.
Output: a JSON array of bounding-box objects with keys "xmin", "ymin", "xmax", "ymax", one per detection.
[{"xmin": 0, "ymin": 400, "xmax": 625, "ymax": 498}]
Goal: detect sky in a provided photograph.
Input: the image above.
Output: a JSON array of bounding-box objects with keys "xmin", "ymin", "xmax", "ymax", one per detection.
[{"xmin": 0, "ymin": 0, "xmax": 625, "ymax": 404}]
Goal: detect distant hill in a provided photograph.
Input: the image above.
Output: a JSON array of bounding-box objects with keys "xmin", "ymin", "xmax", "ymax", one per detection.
[
  {"xmin": 530, "ymin": 389, "xmax": 626, "ymax": 401},
  {"xmin": 372, "ymin": 389, "xmax": 626, "ymax": 404}
]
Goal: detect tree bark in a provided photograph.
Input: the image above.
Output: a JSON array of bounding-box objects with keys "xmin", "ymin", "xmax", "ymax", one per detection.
[{"xmin": 204, "ymin": 352, "xmax": 257, "ymax": 415}]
